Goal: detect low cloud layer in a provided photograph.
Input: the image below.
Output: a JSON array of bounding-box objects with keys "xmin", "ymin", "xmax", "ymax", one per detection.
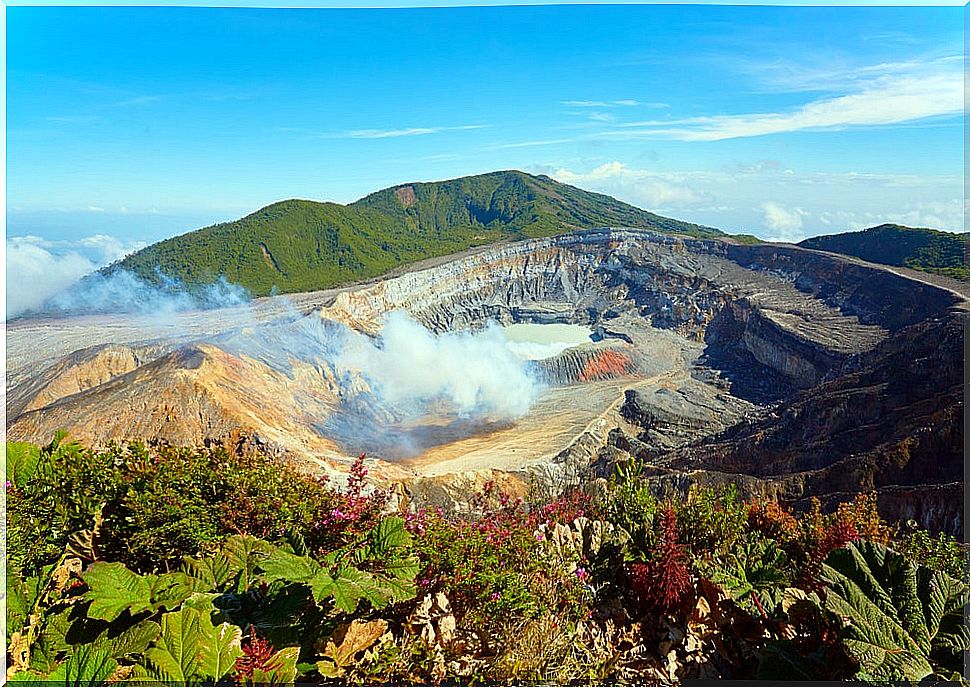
[
  {"xmin": 547, "ymin": 161, "xmax": 963, "ymax": 241},
  {"xmin": 6, "ymin": 234, "xmax": 146, "ymax": 318},
  {"xmin": 45, "ymin": 271, "xmax": 249, "ymax": 317},
  {"xmin": 6, "ymin": 233, "xmax": 250, "ymax": 319}
]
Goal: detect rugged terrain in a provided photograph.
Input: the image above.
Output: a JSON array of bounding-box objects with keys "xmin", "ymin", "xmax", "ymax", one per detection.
[{"xmin": 7, "ymin": 228, "xmax": 966, "ymax": 534}]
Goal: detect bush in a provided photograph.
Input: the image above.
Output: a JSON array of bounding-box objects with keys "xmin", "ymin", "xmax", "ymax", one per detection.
[
  {"xmin": 409, "ymin": 482, "xmax": 589, "ymax": 645},
  {"xmin": 7, "ymin": 440, "xmax": 355, "ymax": 576},
  {"xmin": 7, "ymin": 437, "xmax": 965, "ymax": 684},
  {"xmin": 897, "ymin": 528, "xmax": 969, "ymax": 578}
]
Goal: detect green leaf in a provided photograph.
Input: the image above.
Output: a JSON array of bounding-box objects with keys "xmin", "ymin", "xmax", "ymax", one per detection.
[
  {"xmin": 147, "ymin": 572, "xmax": 200, "ymax": 612},
  {"xmin": 138, "ymin": 606, "xmax": 242, "ymax": 682},
  {"xmin": 181, "ymin": 553, "xmax": 235, "ymax": 590},
  {"xmin": 330, "ymin": 566, "xmax": 391, "ymax": 613},
  {"xmin": 139, "ymin": 607, "xmax": 203, "ymax": 682},
  {"xmin": 59, "ymin": 644, "xmax": 118, "ymax": 687},
  {"xmin": 258, "ymin": 548, "xmax": 321, "ymax": 585},
  {"xmin": 222, "ymin": 535, "xmax": 274, "ymax": 592},
  {"xmin": 5, "ymin": 441, "xmax": 42, "ymax": 488},
  {"xmin": 29, "ymin": 606, "xmax": 75, "ymax": 674},
  {"xmin": 308, "ymin": 569, "xmax": 337, "ymax": 604},
  {"xmin": 368, "ymin": 516, "xmax": 411, "ymax": 555},
  {"xmin": 7, "ymin": 568, "xmax": 48, "ymax": 638},
  {"xmin": 82, "ymin": 563, "xmax": 153, "ymax": 622},
  {"xmin": 82, "ymin": 564, "xmax": 196, "ymax": 622},
  {"xmin": 94, "ymin": 620, "xmax": 161, "ymax": 660},
  {"xmin": 823, "ymin": 541, "xmax": 969, "ymax": 681},
  {"xmin": 195, "ymin": 611, "xmax": 243, "ymax": 680}
]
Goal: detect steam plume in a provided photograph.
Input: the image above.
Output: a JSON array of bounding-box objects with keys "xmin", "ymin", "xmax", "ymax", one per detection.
[
  {"xmin": 39, "ymin": 269, "xmax": 249, "ymax": 317},
  {"xmin": 338, "ymin": 311, "xmax": 540, "ymax": 421}
]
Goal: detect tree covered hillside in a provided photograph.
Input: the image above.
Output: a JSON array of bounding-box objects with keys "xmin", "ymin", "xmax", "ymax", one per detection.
[
  {"xmin": 799, "ymin": 224, "xmax": 969, "ymax": 281},
  {"xmin": 109, "ymin": 171, "xmax": 721, "ymax": 296}
]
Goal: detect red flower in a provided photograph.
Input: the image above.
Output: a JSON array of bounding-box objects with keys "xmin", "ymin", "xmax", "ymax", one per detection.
[
  {"xmin": 233, "ymin": 631, "xmax": 275, "ymax": 681},
  {"xmin": 628, "ymin": 507, "xmax": 691, "ymax": 616}
]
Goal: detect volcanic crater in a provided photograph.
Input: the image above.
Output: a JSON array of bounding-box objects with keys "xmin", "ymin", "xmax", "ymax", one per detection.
[{"xmin": 6, "ymin": 228, "xmax": 965, "ymax": 532}]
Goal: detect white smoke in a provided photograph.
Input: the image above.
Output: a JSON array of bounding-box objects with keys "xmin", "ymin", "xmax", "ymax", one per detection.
[
  {"xmin": 337, "ymin": 311, "xmax": 540, "ymax": 422},
  {"xmin": 6, "ymin": 233, "xmax": 153, "ymax": 318},
  {"xmin": 44, "ymin": 270, "xmax": 249, "ymax": 316},
  {"xmin": 4, "ymin": 234, "xmax": 248, "ymax": 320}
]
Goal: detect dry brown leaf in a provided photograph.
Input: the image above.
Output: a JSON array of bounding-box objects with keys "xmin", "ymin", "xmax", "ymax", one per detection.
[{"xmin": 322, "ymin": 618, "xmax": 388, "ymax": 667}]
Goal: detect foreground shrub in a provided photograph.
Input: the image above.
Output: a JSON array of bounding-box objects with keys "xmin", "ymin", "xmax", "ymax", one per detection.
[
  {"xmin": 5, "ymin": 439, "xmax": 380, "ymax": 578},
  {"xmin": 6, "ymin": 438, "xmax": 965, "ymax": 684},
  {"xmin": 409, "ymin": 482, "xmax": 590, "ymax": 646}
]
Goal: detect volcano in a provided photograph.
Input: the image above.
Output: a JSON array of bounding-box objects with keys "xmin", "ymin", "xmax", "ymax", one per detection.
[{"xmin": 8, "ymin": 225, "xmax": 965, "ymax": 533}]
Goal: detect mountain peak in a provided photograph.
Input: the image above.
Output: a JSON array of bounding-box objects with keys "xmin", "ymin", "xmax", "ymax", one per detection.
[{"xmin": 113, "ymin": 170, "xmax": 722, "ymax": 297}]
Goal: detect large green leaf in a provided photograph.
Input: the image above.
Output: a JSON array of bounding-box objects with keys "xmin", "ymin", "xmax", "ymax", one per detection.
[
  {"xmin": 137, "ymin": 606, "xmax": 242, "ymax": 682},
  {"xmin": 709, "ymin": 538, "xmax": 789, "ymax": 616},
  {"xmin": 29, "ymin": 605, "xmax": 75, "ymax": 674},
  {"xmin": 823, "ymin": 541, "xmax": 969, "ymax": 681},
  {"xmin": 336, "ymin": 566, "xmax": 398, "ymax": 613},
  {"xmin": 82, "ymin": 563, "xmax": 153, "ymax": 622},
  {"xmin": 7, "ymin": 567, "xmax": 50, "ymax": 639},
  {"xmin": 5, "ymin": 441, "xmax": 42, "ymax": 488},
  {"xmin": 368, "ymin": 516, "xmax": 411, "ymax": 555},
  {"xmin": 181, "ymin": 554, "xmax": 235, "ymax": 590},
  {"xmin": 94, "ymin": 620, "xmax": 161, "ymax": 660},
  {"xmin": 258, "ymin": 549, "xmax": 321, "ymax": 585},
  {"xmin": 48, "ymin": 644, "xmax": 118, "ymax": 687},
  {"xmin": 82, "ymin": 563, "xmax": 196, "ymax": 622},
  {"xmin": 221, "ymin": 535, "xmax": 274, "ymax": 591},
  {"xmin": 138, "ymin": 607, "xmax": 203, "ymax": 682},
  {"xmin": 196, "ymin": 612, "xmax": 244, "ymax": 680}
]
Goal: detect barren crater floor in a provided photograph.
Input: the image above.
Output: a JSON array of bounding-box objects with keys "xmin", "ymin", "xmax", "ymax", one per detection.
[{"xmin": 6, "ymin": 228, "xmax": 966, "ymax": 533}]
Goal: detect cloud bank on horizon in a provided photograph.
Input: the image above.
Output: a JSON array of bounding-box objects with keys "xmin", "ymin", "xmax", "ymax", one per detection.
[
  {"xmin": 6, "ymin": 235, "xmax": 146, "ymax": 317},
  {"xmin": 5, "ymin": 235, "xmax": 250, "ymax": 319}
]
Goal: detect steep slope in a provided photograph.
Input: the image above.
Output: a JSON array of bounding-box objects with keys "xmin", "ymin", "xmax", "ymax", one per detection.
[
  {"xmin": 109, "ymin": 170, "xmax": 720, "ymax": 296},
  {"xmin": 799, "ymin": 224, "xmax": 969, "ymax": 281}
]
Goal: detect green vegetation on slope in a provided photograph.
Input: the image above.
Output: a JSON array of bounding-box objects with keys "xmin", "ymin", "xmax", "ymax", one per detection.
[
  {"xmin": 7, "ymin": 438, "xmax": 969, "ymax": 683},
  {"xmin": 110, "ymin": 170, "xmax": 721, "ymax": 296},
  {"xmin": 799, "ymin": 224, "xmax": 970, "ymax": 281}
]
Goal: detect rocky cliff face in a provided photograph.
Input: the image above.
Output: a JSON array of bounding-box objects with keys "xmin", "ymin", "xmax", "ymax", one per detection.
[{"xmin": 7, "ymin": 228, "xmax": 964, "ymax": 532}]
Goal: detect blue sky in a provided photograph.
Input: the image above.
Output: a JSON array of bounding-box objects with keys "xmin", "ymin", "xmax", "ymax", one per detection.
[{"xmin": 5, "ymin": 4, "xmax": 964, "ymax": 312}]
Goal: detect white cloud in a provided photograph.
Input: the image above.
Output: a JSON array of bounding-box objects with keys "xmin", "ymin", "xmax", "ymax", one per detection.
[
  {"xmin": 339, "ymin": 124, "xmax": 488, "ymax": 139},
  {"xmin": 561, "ymin": 99, "xmax": 641, "ymax": 108},
  {"xmin": 608, "ymin": 58, "xmax": 962, "ymax": 142},
  {"xmin": 78, "ymin": 234, "xmax": 148, "ymax": 264},
  {"xmin": 46, "ymin": 115, "xmax": 102, "ymax": 124},
  {"xmin": 540, "ymin": 161, "xmax": 962, "ymax": 239},
  {"xmin": 115, "ymin": 95, "xmax": 165, "ymax": 107},
  {"xmin": 6, "ymin": 234, "xmax": 146, "ymax": 319},
  {"xmin": 760, "ymin": 202, "xmax": 807, "ymax": 241},
  {"xmin": 552, "ymin": 161, "xmax": 708, "ymax": 211}
]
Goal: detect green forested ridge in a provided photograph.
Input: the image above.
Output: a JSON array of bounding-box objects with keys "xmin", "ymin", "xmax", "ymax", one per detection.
[
  {"xmin": 799, "ymin": 224, "xmax": 970, "ymax": 281},
  {"xmin": 109, "ymin": 170, "xmax": 721, "ymax": 296}
]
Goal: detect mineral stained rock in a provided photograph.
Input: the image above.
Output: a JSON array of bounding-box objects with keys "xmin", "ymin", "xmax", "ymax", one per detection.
[{"xmin": 6, "ymin": 228, "xmax": 965, "ymax": 532}]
